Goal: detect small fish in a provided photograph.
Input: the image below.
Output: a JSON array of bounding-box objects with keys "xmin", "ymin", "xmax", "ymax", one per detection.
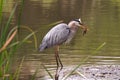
[{"xmin": 82, "ymin": 26, "xmax": 88, "ymax": 36}]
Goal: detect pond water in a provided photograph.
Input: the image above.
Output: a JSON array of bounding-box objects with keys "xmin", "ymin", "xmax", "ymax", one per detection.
[{"xmin": 2, "ymin": 0, "xmax": 120, "ymax": 80}]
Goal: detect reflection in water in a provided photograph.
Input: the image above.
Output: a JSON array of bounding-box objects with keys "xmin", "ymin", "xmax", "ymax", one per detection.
[{"xmin": 1, "ymin": 0, "xmax": 120, "ymax": 80}]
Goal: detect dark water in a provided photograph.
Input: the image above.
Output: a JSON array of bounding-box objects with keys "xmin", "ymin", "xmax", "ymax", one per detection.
[{"xmin": 2, "ymin": 0, "xmax": 120, "ymax": 80}]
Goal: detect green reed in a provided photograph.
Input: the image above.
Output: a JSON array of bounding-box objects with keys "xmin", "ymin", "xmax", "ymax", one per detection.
[
  {"xmin": 0, "ymin": 1, "xmax": 17, "ymax": 79},
  {"xmin": 0, "ymin": 0, "xmax": 37, "ymax": 80}
]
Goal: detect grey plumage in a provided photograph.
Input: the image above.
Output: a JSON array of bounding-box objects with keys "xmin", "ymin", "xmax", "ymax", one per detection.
[{"xmin": 39, "ymin": 23, "xmax": 70, "ymax": 51}]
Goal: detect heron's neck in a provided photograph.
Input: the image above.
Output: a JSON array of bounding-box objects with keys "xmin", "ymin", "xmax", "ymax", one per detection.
[{"xmin": 68, "ymin": 22, "xmax": 78, "ymax": 31}]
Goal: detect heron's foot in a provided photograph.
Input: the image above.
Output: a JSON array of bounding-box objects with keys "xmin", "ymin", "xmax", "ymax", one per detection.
[
  {"xmin": 55, "ymin": 73, "xmax": 59, "ymax": 80},
  {"xmin": 60, "ymin": 65, "xmax": 63, "ymax": 71}
]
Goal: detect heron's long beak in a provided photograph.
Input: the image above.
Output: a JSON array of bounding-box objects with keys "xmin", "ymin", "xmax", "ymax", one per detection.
[{"xmin": 79, "ymin": 25, "xmax": 88, "ymax": 36}]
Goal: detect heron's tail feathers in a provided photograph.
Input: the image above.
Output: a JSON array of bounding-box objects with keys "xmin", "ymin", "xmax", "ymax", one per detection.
[{"xmin": 39, "ymin": 42, "xmax": 48, "ymax": 51}]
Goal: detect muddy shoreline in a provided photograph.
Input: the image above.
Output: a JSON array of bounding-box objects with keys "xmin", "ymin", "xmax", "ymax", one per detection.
[{"xmin": 58, "ymin": 65, "xmax": 120, "ymax": 80}]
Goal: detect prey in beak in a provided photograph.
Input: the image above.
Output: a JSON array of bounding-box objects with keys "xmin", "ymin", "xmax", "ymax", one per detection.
[
  {"xmin": 78, "ymin": 18, "xmax": 88, "ymax": 36},
  {"xmin": 80, "ymin": 25, "xmax": 88, "ymax": 36},
  {"xmin": 74, "ymin": 18, "xmax": 88, "ymax": 36}
]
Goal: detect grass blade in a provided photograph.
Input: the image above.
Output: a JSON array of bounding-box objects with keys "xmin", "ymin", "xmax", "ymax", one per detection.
[
  {"xmin": 75, "ymin": 71, "xmax": 88, "ymax": 80},
  {"xmin": 42, "ymin": 64, "xmax": 54, "ymax": 79},
  {"xmin": 0, "ymin": 29, "xmax": 17, "ymax": 53},
  {"xmin": 0, "ymin": 0, "xmax": 4, "ymax": 24},
  {"xmin": 13, "ymin": 56, "xmax": 25, "ymax": 80},
  {"xmin": 21, "ymin": 26, "xmax": 38, "ymax": 50},
  {"xmin": 17, "ymin": 0, "xmax": 24, "ymax": 28},
  {"xmin": 30, "ymin": 63, "xmax": 41, "ymax": 80}
]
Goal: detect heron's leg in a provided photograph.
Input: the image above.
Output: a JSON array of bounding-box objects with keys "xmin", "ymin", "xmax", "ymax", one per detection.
[
  {"xmin": 55, "ymin": 46, "xmax": 59, "ymax": 80},
  {"xmin": 55, "ymin": 45, "xmax": 63, "ymax": 80},
  {"xmin": 56, "ymin": 46, "xmax": 63, "ymax": 70},
  {"xmin": 55, "ymin": 46, "xmax": 59, "ymax": 69}
]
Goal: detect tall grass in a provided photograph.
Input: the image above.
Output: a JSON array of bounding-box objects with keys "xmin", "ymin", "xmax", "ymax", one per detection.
[
  {"xmin": 0, "ymin": 0, "xmax": 37, "ymax": 80},
  {"xmin": 0, "ymin": 1, "xmax": 17, "ymax": 79}
]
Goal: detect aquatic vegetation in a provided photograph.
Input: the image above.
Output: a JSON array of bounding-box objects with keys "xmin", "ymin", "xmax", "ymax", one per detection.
[{"xmin": 0, "ymin": 0, "xmax": 37, "ymax": 80}]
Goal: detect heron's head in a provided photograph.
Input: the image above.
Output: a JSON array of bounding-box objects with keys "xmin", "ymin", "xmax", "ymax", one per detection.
[{"xmin": 68, "ymin": 18, "xmax": 88, "ymax": 35}]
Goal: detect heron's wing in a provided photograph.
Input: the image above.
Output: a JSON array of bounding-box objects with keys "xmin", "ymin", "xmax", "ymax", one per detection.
[{"xmin": 39, "ymin": 23, "xmax": 70, "ymax": 51}]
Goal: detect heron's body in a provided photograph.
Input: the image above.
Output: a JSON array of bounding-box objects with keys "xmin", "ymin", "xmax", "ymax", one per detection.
[{"xmin": 40, "ymin": 23, "xmax": 78, "ymax": 51}]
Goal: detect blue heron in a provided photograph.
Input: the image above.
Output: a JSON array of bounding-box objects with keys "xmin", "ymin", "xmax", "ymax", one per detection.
[{"xmin": 39, "ymin": 18, "xmax": 88, "ymax": 79}]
